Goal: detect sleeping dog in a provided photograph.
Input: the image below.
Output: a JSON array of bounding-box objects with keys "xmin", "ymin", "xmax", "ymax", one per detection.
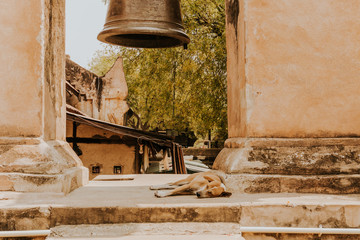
[{"xmin": 150, "ymin": 170, "xmax": 232, "ymax": 198}]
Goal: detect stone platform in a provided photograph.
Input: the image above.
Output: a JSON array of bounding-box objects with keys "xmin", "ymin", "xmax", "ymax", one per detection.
[
  {"xmin": 1, "ymin": 174, "xmax": 360, "ymax": 239},
  {"xmin": 213, "ymin": 138, "xmax": 360, "ymax": 194}
]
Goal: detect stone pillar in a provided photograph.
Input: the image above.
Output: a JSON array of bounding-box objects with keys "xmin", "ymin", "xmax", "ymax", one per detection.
[
  {"xmin": 214, "ymin": 0, "xmax": 360, "ymax": 193},
  {"xmin": 0, "ymin": 0, "xmax": 88, "ymax": 193}
]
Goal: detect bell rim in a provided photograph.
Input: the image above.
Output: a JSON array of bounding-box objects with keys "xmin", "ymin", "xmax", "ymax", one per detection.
[{"xmin": 97, "ymin": 26, "xmax": 190, "ymax": 48}]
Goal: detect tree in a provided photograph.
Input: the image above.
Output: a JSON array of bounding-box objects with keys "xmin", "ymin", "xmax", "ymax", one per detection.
[{"xmin": 91, "ymin": 0, "xmax": 227, "ymax": 141}]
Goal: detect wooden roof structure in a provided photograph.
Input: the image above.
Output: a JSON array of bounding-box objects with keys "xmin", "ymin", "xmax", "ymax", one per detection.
[{"xmin": 66, "ymin": 110, "xmax": 187, "ymax": 174}]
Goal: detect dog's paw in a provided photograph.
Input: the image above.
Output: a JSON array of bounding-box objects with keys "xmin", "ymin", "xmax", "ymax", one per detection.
[
  {"xmin": 154, "ymin": 190, "xmax": 169, "ymax": 198},
  {"xmin": 150, "ymin": 184, "xmax": 174, "ymax": 190},
  {"xmin": 149, "ymin": 185, "xmax": 158, "ymax": 190}
]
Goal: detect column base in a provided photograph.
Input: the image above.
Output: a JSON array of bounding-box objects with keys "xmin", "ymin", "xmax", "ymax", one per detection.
[
  {"xmin": 224, "ymin": 173, "xmax": 360, "ymax": 194},
  {"xmin": 213, "ymin": 138, "xmax": 360, "ymax": 193},
  {"xmin": 0, "ymin": 138, "xmax": 89, "ymax": 194}
]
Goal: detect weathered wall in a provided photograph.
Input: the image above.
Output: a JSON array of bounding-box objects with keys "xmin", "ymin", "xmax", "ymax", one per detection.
[
  {"xmin": 78, "ymin": 143, "xmax": 135, "ymax": 180},
  {"xmin": 66, "ymin": 58, "xmax": 99, "ymax": 103},
  {"xmin": 0, "ymin": 0, "xmax": 88, "ymax": 193},
  {"xmin": 215, "ymin": 0, "xmax": 360, "ymax": 193},
  {"xmin": 227, "ymin": 0, "xmax": 360, "ymax": 138},
  {"xmin": 66, "ymin": 121, "xmax": 136, "ymax": 179},
  {"xmin": 66, "ymin": 57, "xmax": 129, "ymax": 125},
  {"xmin": 0, "ymin": 1, "xmax": 44, "ymax": 137},
  {"xmin": 43, "ymin": 0, "xmax": 66, "ymax": 140},
  {"xmin": 0, "ymin": 0, "xmax": 67, "ymax": 139},
  {"xmin": 226, "ymin": 0, "xmax": 246, "ymax": 138},
  {"xmin": 101, "ymin": 58, "xmax": 129, "ymax": 125}
]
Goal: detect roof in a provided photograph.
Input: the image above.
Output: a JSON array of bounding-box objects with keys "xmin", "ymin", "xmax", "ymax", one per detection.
[{"xmin": 66, "ymin": 111, "xmax": 174, "ymax": 148}]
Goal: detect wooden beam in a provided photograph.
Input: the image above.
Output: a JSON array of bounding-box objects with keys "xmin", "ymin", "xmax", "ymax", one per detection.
[{"xmin": 66, "ymin": 137, "xmax": 136, "ymax": 145}]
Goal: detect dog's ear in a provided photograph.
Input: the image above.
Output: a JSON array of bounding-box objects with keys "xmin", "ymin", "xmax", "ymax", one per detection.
[
  {"xmin": 203, "ymin": 175, "xmax": 216, "ymax": 182},
  {"xmin": 220, "ymin": 191, "xmax": 232, "ymax": 197}
]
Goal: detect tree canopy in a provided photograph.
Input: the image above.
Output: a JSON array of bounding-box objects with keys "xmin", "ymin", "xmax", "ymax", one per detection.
[{"xmin": 91, "ymin": 0, "xmax": 227, "ymax": 141}]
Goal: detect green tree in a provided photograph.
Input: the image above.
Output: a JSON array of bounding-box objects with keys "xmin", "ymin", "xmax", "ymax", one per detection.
[{"xmin": 91, "ymin": 0, "xmax": 227, "ymax": 141}]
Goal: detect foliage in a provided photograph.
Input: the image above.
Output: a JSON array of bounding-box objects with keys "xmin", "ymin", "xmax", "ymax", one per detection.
[{"xmin": 91, "ymin": 0, "xmax": 227, "ymax": 140}]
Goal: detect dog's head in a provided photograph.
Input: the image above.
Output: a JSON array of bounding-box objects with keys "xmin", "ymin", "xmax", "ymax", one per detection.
[{"xmin": 195, "ymin": 176, "xmax": 232, "ymax": 198}]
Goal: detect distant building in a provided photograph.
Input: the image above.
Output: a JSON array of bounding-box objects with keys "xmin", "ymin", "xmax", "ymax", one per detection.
[
  {"xmin": 66, "ymin": 57, "xmax": 129, "ymax": 125},
  {"xmin": 65, "ymin": 57, "xmax": 186, "ymax": 179}
]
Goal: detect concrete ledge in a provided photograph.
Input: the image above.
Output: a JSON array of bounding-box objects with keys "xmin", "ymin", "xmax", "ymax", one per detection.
[
  {"xmin": 224, "ymin": 138, "xmax": 360, "ymax": 148},
  {"xmin": 214, "ymin": 138, "xmax": 360, "ymax": 175},
  {"xmin": 0, "ymin": 139, "xmax": 83, "ymax": 174},
  {"xmin": 48, "ymin": 223, "xmax": 242, "ymax": 239},
  {"xmin": 225, "ymin": 174, "xmax": 360, "ymax": 194},
  {"xmin": 50, "ymin": 205, "xmax": 241, "ymax": 226},
  {"xmin": 0, "ymin": 167, "xmax": 89, "ymax": 194},
  {"xmin": 3, "ymin": 203, "xmax": 360, "ymax": 239},
  {"xmin": 241, "ymin": 233, "xmax": 359, "ymax": 240},
  {"xmin": 3, "ymin": 201, "xmax": 360, "ymax": 230},
  {"xmin": 46, "ymin": 223, "xmax": 360, "ymax": 240},
  {"xmin": 0, "ymin": 138, "xmax": 89, "ymax": 194},
  {"xmin": 0, "ymin": 207, "xmax": 50, "ymax": 231},
  {"xmin": 47, "ymin": 236, "xmax": 243, "ymax": 240},
  {"xmin": 0, "ymin": 137, "xmax": 41, "ymax": 145},
  {"xmin": 1, "ymin": 175, "xmax": 360, "ymax": 234}
]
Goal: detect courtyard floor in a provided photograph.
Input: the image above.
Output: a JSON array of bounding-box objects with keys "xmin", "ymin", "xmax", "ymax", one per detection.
[{"xmin": 1, "ymin": 174, "xmax": 360, "ymax": 239}]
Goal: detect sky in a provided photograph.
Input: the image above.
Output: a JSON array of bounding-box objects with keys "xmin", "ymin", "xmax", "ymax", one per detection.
[{"xmin": 66, "ymin": 0, "xmax": 108, "ymax": 68}]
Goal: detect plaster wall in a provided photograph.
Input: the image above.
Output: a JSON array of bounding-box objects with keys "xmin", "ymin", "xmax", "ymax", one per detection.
[
  {"xmin": 0, "ymin": 0, "xmax": 88, "ymax": 193},
  {"xmin": 227, "ymin": 0, "xmax": 360, "ymax": 138},
  {"xmin": 66, "ymin": 57, "xmax": 129, "ymax": 125},
  {"xmin": 215, "ymin": 0, "xmax": 360, "ymax": 191},
  {"xmin": 78, "ymin": 143, "xmax": 135, "ymax": 180},
  {"xmin": 0, "ymin": 1, "xmax": 43, "ymax": 137},
  {"xmin": 43, "ymin": 0, "xmax": 67, "ymax": 141},
  {"xmin": 66, "ymin": 122, "xmax": 136, "ymax": 179},
  {"xmin": 0, "ymin": 0, "xmax": 66, "ymax": 139}
]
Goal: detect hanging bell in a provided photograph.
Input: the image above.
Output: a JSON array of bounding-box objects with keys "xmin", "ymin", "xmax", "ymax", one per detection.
[{"xmin": 97, "ymin": 0, "xmax": 190, "ymax": 48}]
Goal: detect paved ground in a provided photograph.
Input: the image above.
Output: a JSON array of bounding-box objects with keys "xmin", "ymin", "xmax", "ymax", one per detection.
[
  {"xmin": 2, "ymin": 174, "xmax": 360, "ymax": 240},
  {"xmin": 1, "ymin": 174, "xmax": 360, "ymax": 208}
]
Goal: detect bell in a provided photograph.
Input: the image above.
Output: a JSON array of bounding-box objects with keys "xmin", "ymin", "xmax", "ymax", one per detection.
[{"xmin": 98, "ymin": 0, "xmax": 190, "ymax": 48}]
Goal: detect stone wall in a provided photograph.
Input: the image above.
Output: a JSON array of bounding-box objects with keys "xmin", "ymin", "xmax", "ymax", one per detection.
[
  {"xmin": 0, "ymin": 0, "xmax": 88, "ymax": 193},
  {"xmin": 66, "ymin": 57, "xmax": 129, "ymax": 125},
  {"xmin": 66, "ymin": 121, "xmax": 136, "ymax": 180},
  {"xmin": 225, "ymin": 0, "xmax": 360, "ymax": 138},
  {"xmin": 0, "ymin": 0, "xmax": 44, "ymax": 137},
  {"xmin": 214, "ymin": 0, "xmax": 360, "ymax": 194}
]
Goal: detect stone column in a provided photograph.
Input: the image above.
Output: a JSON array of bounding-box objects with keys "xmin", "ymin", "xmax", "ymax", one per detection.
[
  {"xmin": 214, "ymin": 0, "xmax": 360, "ymax": 193},
  {"xmin": 0, "ymin": 0, "xmax": 88, "ymax": 193}
]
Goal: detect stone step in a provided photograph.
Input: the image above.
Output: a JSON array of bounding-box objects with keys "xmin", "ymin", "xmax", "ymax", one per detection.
[
  {"xmin": 46, "ymin": 223, "xmax": 243, "ymax": 240},
  {"xmin": 49, "ymin": 204, "xmax": 240, "ymax": 225},
  {"xmin": 45, "ymin": 223, "xmax": 360, "ymax": 240},
  {"xmin": 47, "ymin": 235, "xmax": 243, "ymax": 240},
  {"xmin": 215, "ymin": 138, "xmax": 360, "ymax": 175},
  {"xmin": 2, "ymin": 192, "xmax": 360, "ymax": 230},
  {"xmin": 1, "ymin": 175, "xmax": 360, "ymax": 240},
  {"xmin": 225, "ymin": 173, "xmax": 360, "ymax": 194}
]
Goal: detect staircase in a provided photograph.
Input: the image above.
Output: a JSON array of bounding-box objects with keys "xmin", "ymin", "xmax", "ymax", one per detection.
[
  {"xmin": 46, "ymin": 223, "xmax": 243, "ymax": 239},
  {"xmin": 1, "ymin": 174, "xmax": 360, "ymax": 240}
]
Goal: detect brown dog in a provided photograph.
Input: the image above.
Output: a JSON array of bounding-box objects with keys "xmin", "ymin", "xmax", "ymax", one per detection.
[{"xmin": 150, "ymin": 170, "xmax": 232, "ymax": 198}]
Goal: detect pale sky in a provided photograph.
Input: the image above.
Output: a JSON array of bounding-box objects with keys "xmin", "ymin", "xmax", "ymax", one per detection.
[{"xmin": 66, "ymin": 0, "xmax": 108, "ymax": 68}]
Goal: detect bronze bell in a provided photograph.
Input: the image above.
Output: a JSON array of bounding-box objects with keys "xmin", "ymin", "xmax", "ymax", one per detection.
[{"xmin": 98, "ymin": 0, "xmax": 190, "ymax": 48}]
